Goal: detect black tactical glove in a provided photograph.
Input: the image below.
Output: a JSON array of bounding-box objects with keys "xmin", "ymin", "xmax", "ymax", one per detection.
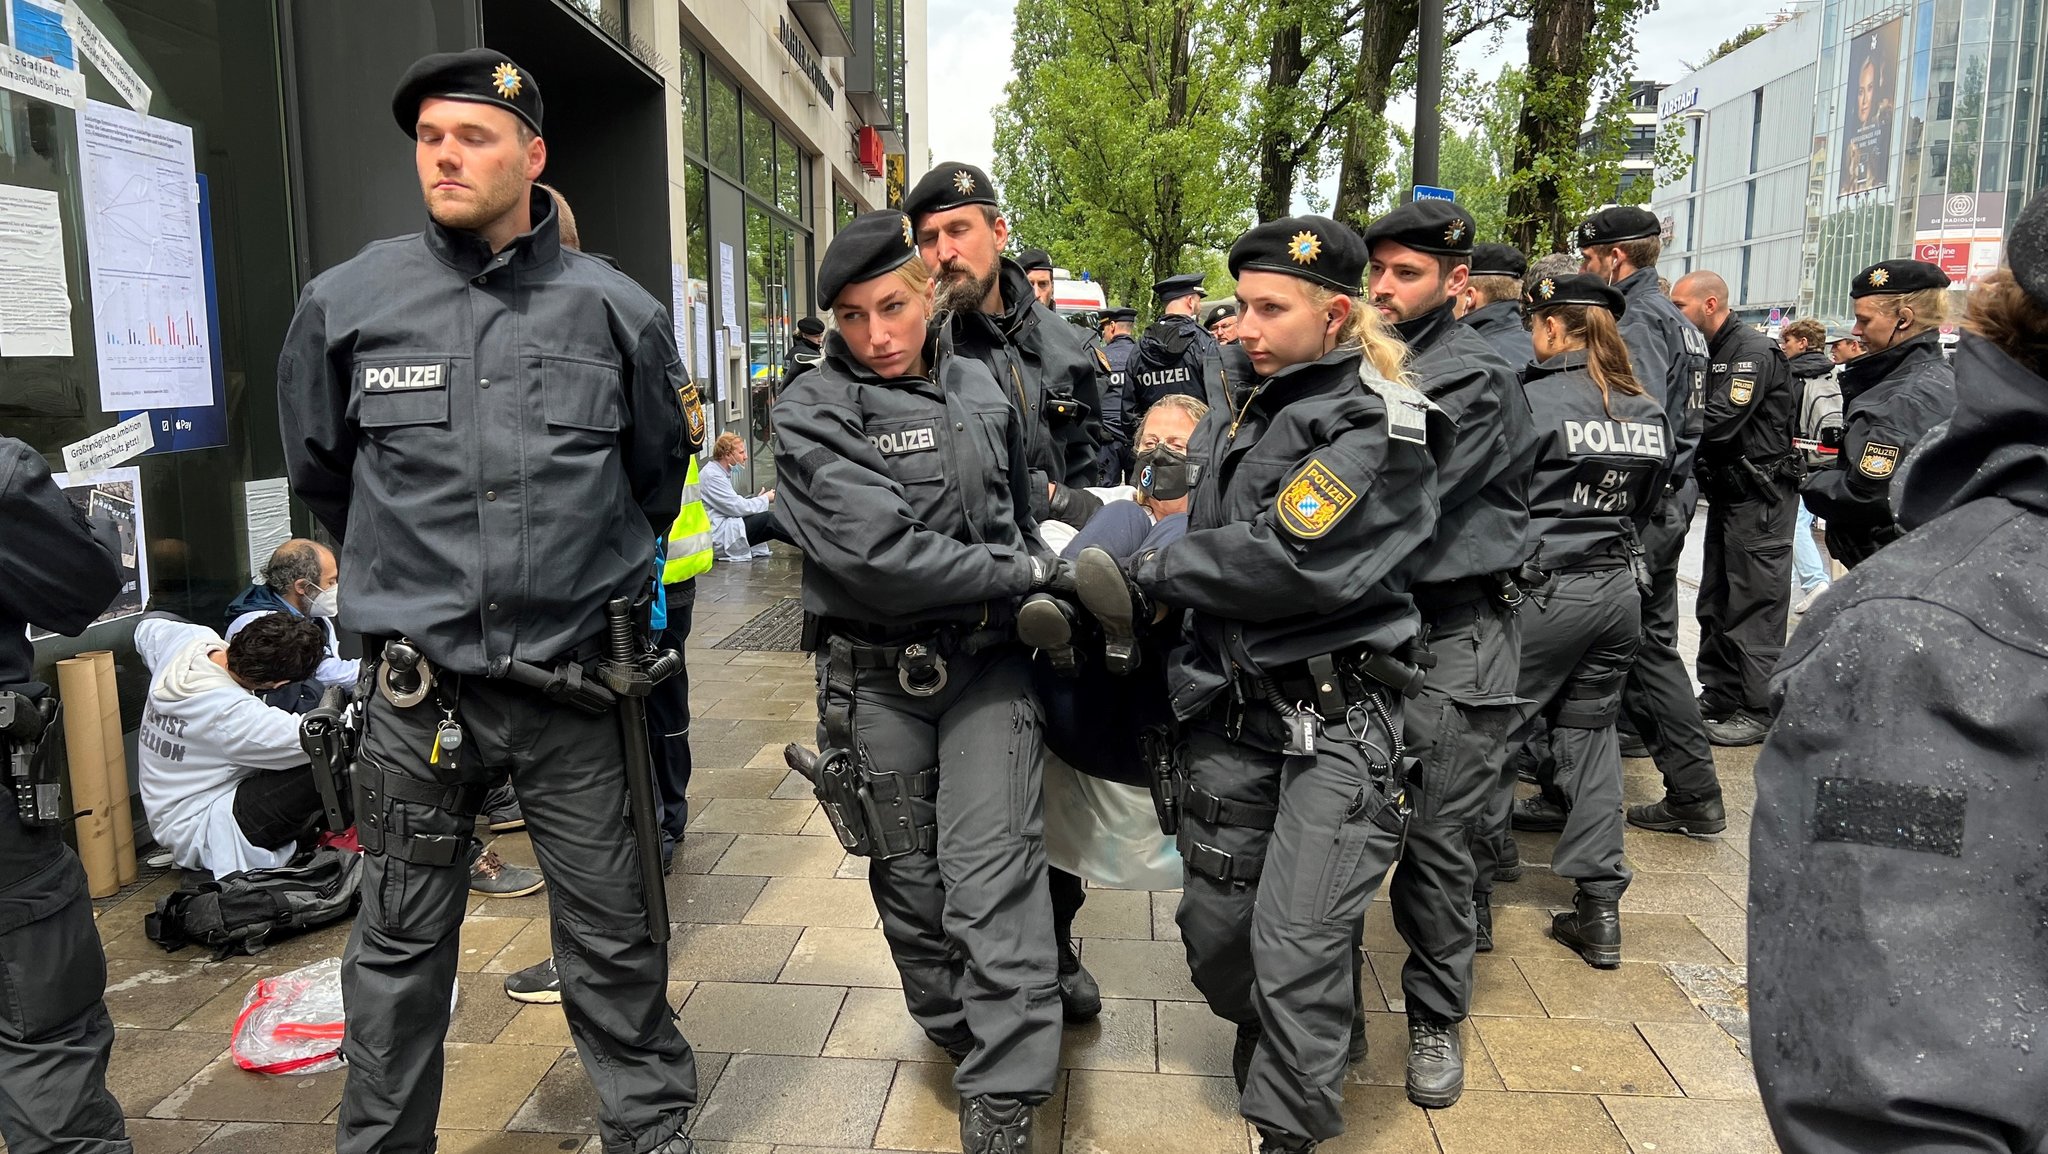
[
  {"xmin": 1028, "ymin": 554, "xmax": 1078, "ymax": 596},
  {"xmin": 1046, "ymin": 483, "xmax": 1105, "ymax": 528}
]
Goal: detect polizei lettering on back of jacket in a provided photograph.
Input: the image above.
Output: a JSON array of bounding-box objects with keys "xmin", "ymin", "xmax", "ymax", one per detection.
[
  {"xmin": 362, "ymin": 363, "xmax": 447, "ymax": 391},
  {"xmin": 1563, "ymin": 419, "xmax": 1667, "ymax": 460},
  {"xmin": 1562, "ymin": 419, "xmax": 1668, "ymax": 514},
  {"xmin": 870, "ymin": 426, "xmax": 937, "ymax": 455}
]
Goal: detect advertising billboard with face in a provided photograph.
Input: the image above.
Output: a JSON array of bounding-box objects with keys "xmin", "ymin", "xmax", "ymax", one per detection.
[{"xmin": 1839, "ymin": 18, "xmax": 1903, "ymax": 196}]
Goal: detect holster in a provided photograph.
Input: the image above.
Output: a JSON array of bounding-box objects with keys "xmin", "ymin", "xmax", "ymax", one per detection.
[
  {"xmin": 0, "ymin": 692, "xmax": 62, "ymax": 828},
  {"xmin": 1139, "ymin": 725, "xmax": 1184, "ymax": 836},
  {"xmin": 807, "ymin": 636, "xmax": 943, "ymax": 860},
  {"xmin": 297, "ymin": 686, "xmax": 357, "ymax": 835}
]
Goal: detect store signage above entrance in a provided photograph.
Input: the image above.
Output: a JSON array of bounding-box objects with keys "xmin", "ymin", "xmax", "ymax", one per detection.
[
  {"xmin": 777, "ymin": 15, "xmax": 835, "ymax": 109},
  {"xmin": 1658, "ymin": 87, "xmax": 1700, "ymax": 119}
]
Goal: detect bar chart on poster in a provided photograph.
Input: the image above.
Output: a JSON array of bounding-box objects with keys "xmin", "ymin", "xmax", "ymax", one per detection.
[{"xmin": 78, "ymin": 98, "xmax": 214, "ymax": 412}]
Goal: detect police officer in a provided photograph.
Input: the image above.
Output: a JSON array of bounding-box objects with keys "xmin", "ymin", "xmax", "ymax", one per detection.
[
  {"xmin": 1509, "ymin": 274, "xmax": 1674, "ymax": 969},
  {"xmin": 1075, "ymin": 216, "xmax": 1444, "ymax": 1153},
  {"xmin": 1363, "ymin": 198, "xmax": 1536, "ymax": 1108},
  {"xmin": 1130, "ymin": 272, "xmax": 1227, "ymax": 415},
  {"xmin": 1750, "ymin": 191, "xmax": 2048, "ymax": 1153},
  {"xmin": 1098, "ymin": 305, "xmax": 1140, "ymax": 483},
  {"xmin": 277, "ymin": 51, "xmax": 702, "ymax": 1154},
  {"xmin": 772, "ymin": 211, "xmax": 1065, "ymax": 1153},
  {"xmin": 1457, "ymin": 242, "xmax": 1535, "ymax": 369},
  {"xmin": 1667, "ymin": 272, "xmax": 1799, "ymax": 751},
  {"xmin": 1018, "ymin": 247, "xmax": 1056, "ymax": 308},
  {"xmin": 903, "ymin": 162, "xmax": 1104, "ymax": 510},
  {"xmin": 786, "ymin": 316, "xmax": 827, "ymax": 385},
  {"xmin": 1552, "ymin": 207, "xmax": 1719, "ymax": 837},
  {"xmin": 0, "ymin": 437, "xmax": 125, "ymax": 1154},
  {"xmin": 1801, "ymin": 259, "xmax": 1958, "ymax": 568},
  {"xmin": 1205, "ymin": 301, "xmax": 1240, "ymax": 344}
]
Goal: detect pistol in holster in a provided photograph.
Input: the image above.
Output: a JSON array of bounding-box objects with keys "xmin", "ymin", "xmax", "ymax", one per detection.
[
  {"xmin": 1, "ymin": 691, "xmax": 62, "ymax": 827},
  {"xmin": 783, "ymin": 743, "xmax": 937, "ymax": 861},
  {"xmin": 297, "ymin": 686, "xmax": 359, "ymax": 835},
  {"xmin": 1138, "ymin": 725, "xmax": 1184, "ymax": 837}
]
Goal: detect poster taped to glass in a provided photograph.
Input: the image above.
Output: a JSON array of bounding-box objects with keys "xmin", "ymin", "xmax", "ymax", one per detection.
[
  {"xmin": 27, "ymin": 466, "xmax": 147, "ymax": 641},
  {"xmin": 1839, "ymin": 18, "xmax": 1902, "ymax": 196}
]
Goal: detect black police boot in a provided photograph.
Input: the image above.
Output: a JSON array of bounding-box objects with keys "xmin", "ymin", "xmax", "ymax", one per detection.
[
  {"xmin": 1494, "ymin": 834, "xmax": 1524, "ymax": 882},
  {"xmin": 1510, "ymin": 794, "xmax": 1567, "ymax": 832},
  {"xmin": 1056, "ymin": 937, "xmax": 1102, "ymax": 1023},
  {"xmin": 1704, "ymin": 710, "xmax": 1772, "ymax": 747},
  {"xmin": 1017, "ymin": 593, "xmax": 1081, "ymax": 676},
  {"xmin": 1626, "ymin": 794, "xmax": 1727, "ymax": 835},
  {"xmin": 960, "ymin": 1094, "xmax": 1034, "ymax": 1154},
  {"xmin": 1255, "ymin": 1128, "xmax": 1317, "ymax": 1154},
  {"xmin": 1405, "ymin": 1014, "xmax": 1465, "ymax": 1109},
  {"xmin": 1551, "ymin": 890, "xmax": 1623, "ymax": 969},
  {"xmin": 1231, "ymin": 1021, "xmax": 1262, "ymax": 1092},
  {"xmin": 1474, "ymin": 892, "xmax": 1494, "ymax": 953},
  {"xmin": 1074, "ymin": 546, "xmax": 1149, "ymax": 675}
]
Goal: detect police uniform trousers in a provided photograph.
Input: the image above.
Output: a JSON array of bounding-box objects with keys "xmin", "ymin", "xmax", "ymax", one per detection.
[
  {"xmin": 820, "ymin": 640, "xmax": 1062, "ymax": 1103},
  {"xmin": 338, "ymin": 675, "xmax": 697, "ymax": 1154},
  {"xmin": 0, "ymin": 847, "xmax": 129, "ymax": 1154},
  {"xmin": 1390, "ymin": 597, "xmax": 1519, "ymax": 1024},
  {"xmin": 1509, "ymin": 567, "xmax": 1640, "ymax": 900},
  {"xmin": 1620, "ymin": 482, "xmax": 1722, "ymax": 803},
  {"xmin": 648, "ymin": 578, "xmax": 697, "ymax": 847},
  {"xmin": 1695, "ymin": 480, "xmax": 1798, "ymax": 718},
  {"xmin": 1175, "ymin": 700, "xmax": 1406, "ymax": 1142}
]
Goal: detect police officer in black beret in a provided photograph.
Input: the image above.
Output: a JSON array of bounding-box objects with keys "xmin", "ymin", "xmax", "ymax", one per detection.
[
  {"xmin": 902, "ymin": 162, "xmax": 1105, "ymax": 521},
  {"xmin": 1751, "ymin": 190, "xmax": 2048, "ymax": 1154},
  {"xmin": 1361, "ymin": 198, "xmax": 1536, "ymax": 1108},
  {"xmin": 1098, "ymin": 305, "xmax": 1141, "ymax": 482},
  {"xmin": 1130, "ymin": 272, "xmax": 1228, "ymax": 417},
  {"xmin": 279, "ymin": 50, "xmax": 704, "ymax": 1154},
  {"xmin": 771, "ymin": 211, "xmax": 1066, "ymax": 1154},
  {"xmin": 785, "ymin": 315, "xmax": 826, "ymax": 384},
  {"xmin": 1074, "ymin": 216, "xmax": 1446, "ymax": 1153},
  {"xmin": 1018, "ymin": 247, "xmax": 1056, "ymax": 308},
  {"xmin": 1554, "ymin": 205, "xmax": 1720, "ymax": 848},
  {"xmin": 1458, "ymin": 242, "xmax": 1535, "ymax": 368},
  {"xmin": 1800, "ymin": 258, "xmax": 1958, "ymax": 568},
  {"xmin": 1205, "ymin": 300, "xmax": 1240, "ymax": 344}
]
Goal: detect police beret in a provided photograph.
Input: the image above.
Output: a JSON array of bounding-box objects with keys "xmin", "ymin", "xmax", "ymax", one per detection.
[
  {"xmin": 1576, "ymin": 206, "xmax": 1661, "ymax": 248},
  {"xmin": 795, "ymin": 316, "xmax": 825, "ymax": 337},
  {"xmin": 1850, "ymin": 259, "xmax": 1949, "ymax": 298},
  {"xmin": 1362, "ymin": 199, "xmax": 1475, "ymax": 256},
  {"xmin": 2011, "ymin": 189, "xmax": 2048, "ymax": 308},
  {"xmin": 1229, "ymin": 215, "xmax": 1368, "ymax": 293},
  {"xmin": 1017, "ymin": 248, "xmax": 1053, "ymax": 273},
  {"xmin": 1153, "ymin": 273, "xmax": 1206, "ymax": 302},
  {"xmin": 1469, "ymin": 243, "xmax": 1527, "ymax": 279},
  {"xmin": 392, "ymin": 49, "xmax": 543, "ymax": 137},
  {"xmin": 1523, "ymin": 272, "xmax": 1627, "ymax": 318},
  {"xmin": 1105, "ymin": 306, "xmax": 1138, "ymax": 323},
  {"xmin": 817, "ymin": 211, "xmax": 919, "ymax": 309},
  {"xmin": 902, "ymin": 162, "xmax": 1000, "ymax": 221},
  {"xmin": 1204, "ymin": 302, "xmax": 1238, "ymax": 324}
]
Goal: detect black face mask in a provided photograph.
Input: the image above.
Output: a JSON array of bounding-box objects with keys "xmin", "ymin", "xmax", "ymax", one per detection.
[{"xmin": 1135, "ymin": 444, "xmax": 1196, "ymax": 501}]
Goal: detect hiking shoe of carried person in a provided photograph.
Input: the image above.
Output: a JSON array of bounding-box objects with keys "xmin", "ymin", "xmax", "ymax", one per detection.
[
  {"xmin": 1510, "ymin": 794, "xmax": 1567, "ymax": 832},
  {"xmin": 1406, "ymin": 1014, "xmax": 1465, "ymax": 1109},
  {"xmin": 1074, "ymin": 546, "xmax": 1146, "ymax": 675},
  {"xmin": 1627, "ymin": 795, "xmax": 1728, "ymax": 835},
  {"xmin": 470, "ymin": 847, "xmax": 545, "ymax": 898},
  {"xmin": 1017, "ymin": 593, "xmax": 1081, "ymax": 676},
  {"xmin": 1704, "ymin": 710, "xmax": 1772, "ymax": 747},
  {"xmin": 483, "ymin": 783, "xmax": 525, "ymax": 832},
  {"xmin": 504, "ymin": 956, "xmax": 562, "ymax": 1004},
  {"xmin": 1056, "ymin": 937, "xmax": 1102, "ymax": 1023},
  {"xmin": 959, "ymin": 1095, "xmax": 1033, "ymax": 1154}
]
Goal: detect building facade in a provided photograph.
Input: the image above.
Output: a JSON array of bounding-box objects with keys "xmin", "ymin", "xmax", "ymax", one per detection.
[{"xmin": 1584, "ymin": 80, "xmax": 1669, "ymax": 202}]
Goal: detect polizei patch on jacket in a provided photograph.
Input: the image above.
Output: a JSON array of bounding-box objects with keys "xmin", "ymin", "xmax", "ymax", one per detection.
[
  {"xmin": 361, "ymin": 362, "xmax": 447, "ymax": 391},
  {"xmin": 1858, "ymin": 441, "xmax": 1900, "ymax": 478},
  {"xmin": 1276, "ymin": 459, "xmax": 1358, "ymax": 540},
  {"xmin": 869, "ymin": 426, "xmax": 936, "ymax": 455},
  {"xmin": 1729, "ymin": 377, "xmax": 1755, "ymax": 406},
  {"xmin": 679, "ymin": 381, "xmax": 708, "ymax": 444},
  {"xmin": 1812, "ymin": 776, "xmax": 1965, "ymax": 857}
]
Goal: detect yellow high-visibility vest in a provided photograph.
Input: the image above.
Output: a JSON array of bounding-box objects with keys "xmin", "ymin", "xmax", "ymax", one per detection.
[{"xmin": 662, "ymin": 455, "xmax": 714, "ymax": 585}]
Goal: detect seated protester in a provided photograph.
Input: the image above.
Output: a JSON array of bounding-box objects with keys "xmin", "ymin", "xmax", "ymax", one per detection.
[
  {"xmin": 702, "ymin": 432, "xmax": 794, "ymax": 560},
  {"xmin": 135, "ymin": 613, "xmax": 543, "ymax": 894},
  {"xmin": 223, "ymin": 538, "xmax": 359, "ymax": 711}
]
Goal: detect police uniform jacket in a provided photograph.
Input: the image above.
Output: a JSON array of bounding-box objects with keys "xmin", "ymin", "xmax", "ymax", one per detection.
[
  {"xmin": 1128, "ymin": 348, "xmax": 1443, "ymax": 722},
  {"xmin": 1520, "ymin": 353, "xmax": 1674, "ymax": 570},
  {"xmin": 1751, "ymin": 333, "xmax": 2048, "ymax": 1136},
  {"xmin": 1461, "ymin": 299, "xmax": 1535, "ymax": 371},
  {"xmin": 0, "ymin": 437, "xmax": 122, "ymax": 880},
  {"xmin": 1100, "ymin": 331, "xmax": 1138, "ymax": 443},
  {"xmin": 1698, "ymin": 317, "xmax": 1796, "ymax": 476},
  {"xmin": 278, "ymin": 190, "xmax": 692, "ymax": 677},
  {"xmin": 1615, "ymin": 268, "xmax": 1708, "ymax": 484},
  {"xmin": 1800, "ymin": 330, "xmax": 1955, "ymax": 535},
  {"xmin": 949, "ymin": 259, "xmax": 1105, "ymax": 492},
  {"xmin": 1131, "ymin": 313, "xmax": 1222, "ymax": 413},
  {"xmin": 1393, "ymin": 302, "xmax": 1537, "ymax": 592},
  {"xmin": 770, "ymin": 326, "xmax": 1045, "ymax": 633}
]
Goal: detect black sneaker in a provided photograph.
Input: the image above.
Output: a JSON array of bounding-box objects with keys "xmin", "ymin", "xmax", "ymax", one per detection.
[
  {"xmin": 1510, "ymin": 794, "xmax": 1567, "ymax": 832},
  {"xmin": 959, "ymin": 1095, "xmax": 1033, "ymax": 1154},
  {"xmin": 1405, "ymin": 1015, "xmax": 1465, "ymax": 1109},
  {"xmin": 483, "ymin": 783, "xmax": 525, "ymax": 832},
  {"xmin": 470, "ymin": 847, "xmax": 545, "ymax": 898},
  {"xmin": 1704, "ymin": 710, "xmax": 1772, "ymax": 747},
  {"xmin": 504, "ymin": 956, "xmax": 562, "ymax": 1004},
  {"xmin": 1626, "ymin": 795, "xmax": 1727, "ymax": 835},
  {"xmin": 1056, "ymin": 938, "xmax": 1102, "ymax": 1023}
]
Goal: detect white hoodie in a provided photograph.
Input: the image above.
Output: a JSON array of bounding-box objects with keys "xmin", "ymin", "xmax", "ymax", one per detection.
[{"xmin": 135, "ymin": 618, "xmax": 309, "ymax": 875}]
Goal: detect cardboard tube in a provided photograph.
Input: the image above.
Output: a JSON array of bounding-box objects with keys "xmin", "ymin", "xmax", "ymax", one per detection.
[
  {"xmin": 85, "ymin": 651, "xmax": 137, "ymax": 884},
  {"xmin": 57, "ymin": 656, "xmax": 118, "ymax": 898}
]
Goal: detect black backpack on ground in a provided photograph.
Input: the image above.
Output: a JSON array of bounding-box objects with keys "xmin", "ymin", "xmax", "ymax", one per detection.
[{"xmin": 145, "ymin": 846, "xmax": 362, "ymax": 960}]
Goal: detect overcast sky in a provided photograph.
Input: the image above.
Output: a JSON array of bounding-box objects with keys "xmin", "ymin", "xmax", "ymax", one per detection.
[{"xmin": 925, "ymin": 0, "xmax": 1794, "ymax": 194}]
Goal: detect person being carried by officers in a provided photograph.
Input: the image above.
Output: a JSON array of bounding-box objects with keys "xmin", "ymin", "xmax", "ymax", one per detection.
[
  {"xmin": 1070, "ymin": 216, "xmax": 1446, "ymax": 1154},
  {"xmin": 772, "ymin": 210, "xmax": 1068, "ymax": 1153},
  {"xmin": 277, "ymin": 50, "xmax": 704, "ymax": 1154}
]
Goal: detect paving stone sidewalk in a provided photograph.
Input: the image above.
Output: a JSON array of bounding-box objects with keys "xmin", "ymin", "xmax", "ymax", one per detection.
[{"xmin": 81, "ymin": 550, "xmax": 1778, "ymax": 1154}]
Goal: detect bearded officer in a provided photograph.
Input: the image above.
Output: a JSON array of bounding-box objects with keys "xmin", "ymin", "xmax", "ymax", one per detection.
[
  {"xmin": 1363, "ymin": 198, "xmax": 1536, "ymax": 1108},
  {"xmin": 1457, "ymin": 242, "xmax": 1535, "ymax": 369},
  {"xmin": 278, "ymin": 51, "xmax": 702, "ymax": 1154},
  {"xmin": 1018, "ymin": 247, "xmax": 1056, "ymax": 308},
  {"xmin": 1131, "ymin": 273, "xmax": 1227, "ymax": 416}
]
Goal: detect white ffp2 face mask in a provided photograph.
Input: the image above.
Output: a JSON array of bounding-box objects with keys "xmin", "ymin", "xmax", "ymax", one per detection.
[{"xmin": 310, "ymin": 580, "xmax": 340, "ymax": 619}]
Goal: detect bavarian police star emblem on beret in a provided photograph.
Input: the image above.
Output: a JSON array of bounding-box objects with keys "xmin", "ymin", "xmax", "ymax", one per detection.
[
  {"xmin": 1289, "ymin": 231, "xmax": 1323, "ymax": 265},
  {"xmin": 492, "ymin": 62, "xmax": 523, "ymax": 99},
  {"xmin": 1445, "ymin": 219, "xmax": 1467, "ymax": 245},
  {"xmin": 1869, "ymin": 267, "xmax": 1890, "ymax": 288},
  {"xmin": 1538, "ymin": 278, "xmax": 1556, "ymax": 300},
  {"xmin": 952, "ymin": 169, "xmax": 976, "ymax": 195},
  {"xmin": 900, "ymin": 214, "xmax": 915, "ymax": 248}
]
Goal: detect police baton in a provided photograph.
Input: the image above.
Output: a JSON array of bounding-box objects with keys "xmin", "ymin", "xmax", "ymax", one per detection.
[{"xmin": 600, "ymin": 597, "xmax": 679, "ymax": 945}]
